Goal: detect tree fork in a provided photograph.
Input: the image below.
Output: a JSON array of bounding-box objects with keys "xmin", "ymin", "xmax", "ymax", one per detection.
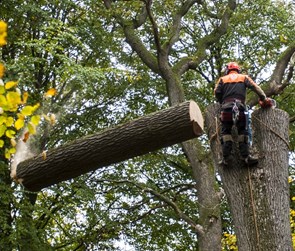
[
  {"xmin": 15, "ymin": 101, "xmax": 204, "ymax": 192},
  {"xmin": 206, "ymin": 103, "xmax": 292, "ymax": 251}
]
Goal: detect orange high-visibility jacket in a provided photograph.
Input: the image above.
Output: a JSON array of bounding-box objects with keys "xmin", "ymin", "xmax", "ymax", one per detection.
[{"xmin": 214, "ymin": 71, "xmax": 266, "ymax": 104}]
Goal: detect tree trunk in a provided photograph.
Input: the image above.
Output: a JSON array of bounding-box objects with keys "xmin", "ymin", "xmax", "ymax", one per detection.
[
  {"xmin": 205, "ymin": 103, "xmax": 293, "ymax": 251},
  {"xmin": 15, "ymin": 101, "xmax": 203, "ymax": 192},
  {"xmin": 182, "ymin": 139, "xmax": 222, "ymax": 251}
]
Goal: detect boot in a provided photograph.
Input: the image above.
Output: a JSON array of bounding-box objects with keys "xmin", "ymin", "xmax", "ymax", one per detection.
[
  {"xmin": 218, "ymin": 155, "xmax": 232, "ymax": 166},
  {"xmin": 219, "ymin": 135, "xmax": 233, "ymax": 166}
]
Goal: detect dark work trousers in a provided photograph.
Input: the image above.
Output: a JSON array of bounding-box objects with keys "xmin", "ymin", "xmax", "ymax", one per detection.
[{"xmin": 220, "ymin": 107, "xmax": 249, "ymax": 158}]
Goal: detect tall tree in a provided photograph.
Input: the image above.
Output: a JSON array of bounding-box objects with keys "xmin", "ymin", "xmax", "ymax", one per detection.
[
  {"xmin": 100, "ymin": 0, "xmax": 294, "ymax": 250},
  {"xmin": 100, "ymin": 0, "xmax": 244, "ymax": 249},
  {"xmin": 0, "ymin": 0, "xmax": 294, "ymax": 250}
]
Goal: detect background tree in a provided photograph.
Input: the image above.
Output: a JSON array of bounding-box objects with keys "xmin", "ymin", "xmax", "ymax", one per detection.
[{"xmin": 0, "ymin": 0, "xmax": 294, "ymax": 250}]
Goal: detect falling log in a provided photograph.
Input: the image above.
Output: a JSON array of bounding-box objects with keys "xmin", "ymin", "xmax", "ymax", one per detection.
[{"xmin": 15, "ymin": 100, "xmax": 204, "ymax": 191}]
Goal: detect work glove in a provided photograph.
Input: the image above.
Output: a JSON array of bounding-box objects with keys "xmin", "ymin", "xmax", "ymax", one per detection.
[{"xmin": 259, "ymin": 97, "xmax": 273, "ymax": 108}]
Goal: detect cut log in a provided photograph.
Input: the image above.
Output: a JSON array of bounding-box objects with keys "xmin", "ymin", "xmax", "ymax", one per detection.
[{"xmin": 15, "ymin": 100, "xmax": 204, "ymax": 191}]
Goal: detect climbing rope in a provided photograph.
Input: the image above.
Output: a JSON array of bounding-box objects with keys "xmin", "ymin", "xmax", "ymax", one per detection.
[
  {"xmin": 215, "ymin": 116, "xmax": 221, "ymax": 144},
  {"xmin": 251, "ymin": 115, "xmax": 290, "ymax": 150},
  {"xmin": 247, "ymin": 166, "xmax": 261, "ymax": 251}
]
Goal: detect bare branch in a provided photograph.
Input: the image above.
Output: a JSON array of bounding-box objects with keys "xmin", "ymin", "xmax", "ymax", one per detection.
[
  {"xmin": 102, "ymin": 0, "xmax": 160, "ymax": 73},
  {"xmin": 269, "ymin": 42, "xmax": 295, "ymax": 91},
  {"xmin": 145, "ymin": 0, "xmax": 161, "ymax": 52},
  {"xmin": 133, "ymin": 4, "xmax": 148, "ymax": 28},
  {"xmin": 173, "ymin": 0, "xmax": 237, "ymax": 75},
  {"xmin": 103, "ymin": 0, "xmax": 112, "ymax": 9},
  {"xmin": 163, "ymin": 0, "xmax": 202, "ymax": 53},
  {"xmin": 98, "ymin": 178, "xmax": 204, "ymax": 235},
  {"xmin": 248, "ymin": 43, "xmax": 295, "ymax": 107},
  {"xmin": 144, "ymin": 186, "xmax": 204, "ymax": 235}
]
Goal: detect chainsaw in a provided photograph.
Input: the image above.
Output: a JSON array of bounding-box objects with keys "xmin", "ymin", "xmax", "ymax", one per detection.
[{"xmin": 259, "ymin": 97, "xmax": 276, "ymax": 109}]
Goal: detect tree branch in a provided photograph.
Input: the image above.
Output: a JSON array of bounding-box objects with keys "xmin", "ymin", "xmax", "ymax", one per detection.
[
  {"xmin": 102, "ymin": 178, "xmax": 204, "ymax": 235},
  {"xmin": 269, "ymin": 42, "xmax": 295, "ymax": 90},
  {"xmin": 173, "ymin": 0, "xmax": 237, "ymax": 75},
  {"xmin": 163, "ymin": 0, "xmax": 202, "ymax": 54},
  {"xmin": 103, "ymin": 0, "xmax": 112, "ymax": 9},
  {"xmin": 145, "ymin": 186, "xmax": 204, "ymax": 235},
  {"xmin": 133, "ymin": 4, "xmax": 148, "ymax": 28},
  {"xmin": 102, "ymin": 0, "xmax": 160, "ymax": 73},
  {"xmin": 248, "ymin": 43, "xmax": 295, "ymax": 107},
  {"xmin": 145, "ymin": 0, "xmax": 162, "ymax": 53}
]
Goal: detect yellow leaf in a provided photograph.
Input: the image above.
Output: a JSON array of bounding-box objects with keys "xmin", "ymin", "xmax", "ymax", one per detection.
[
  {"xmin": 0, "ymin": 124, "xmax": 6, "ymax": 137},
  {"xmin": 0, "ymin": 94, "xmax": 7, "ymax": 106},
  {"xmin": 0, "ymin": 21, "xmax": 7, "ymax": 34},
  {"xmin": 33, "ymin": 103, "xmax": 40, "ymax": 111},
  {"xmin": 0, "ymin": 85, "xmax": 5, "ymax": 94},
  {"xmin": 15, "ymin": 118, "xmax": 25, "ymax": 130},
  {"xmin": 6, "ymin": 91, "xmax": 21, "ymax": 106},
  {"xmin": 279, "ymin": 34, "xmax": 288, "ymax": 44},
  {"xmin": 17, "ymin": 113, "xmax": 25, "ymax": 119},
  {"xmin": 0, "ymin": 34, "xmax": 7, "ymax": 46},
  {"xmin": 5, "ymin": 129, "xmax": 16, "ymax": 138},
  {"xmin": 0, "ymin": 139, "xmax": 4, "ymax": 147},
  {"xmin": 0, "ymin": 115, "xmax": 6, "ymax": 125},
  {"xmin": 292, "ymin": 197, "xmax": 295, "ymax": 201},
  {"xmin": 31, "ymin": 115, "xmax": 41, "ymax": 125},
  {"xmin": 5, "ymin": 148, "xmax": 10, "ymax": 159},
  {"xmin": 21, "ymin": 105, "xmax": 34, "ymax": 116},
  {"xmin": 50, "ymin": 113, "xmax": 56, "ymax": 125},
  {"xmin": 0, "ymin": 63, "xmax": 5, "ymax": 78},
  {"xmin": 22, "ymin": 92, "xmax": 29, "ymax": 104},
  {"xmin": 5, "ymin": 81, "xmax": 17, "ymax": 90},
  {"xmin": 45, "ymin": 88, "xmax": 57, "ymax": 97},
  {"xmin": 6, "ymin": 116, "xmax": 14, "ymax": 127},
  {"xmin": 27, "ymin": 122, "xmax": 36, "ymax": 135},
  {"xmin": 43, "ymin": 114, "xmax": 50, "ymax": 122},
  {"xmin": 10, "ymin": 138, "xmax": 16, "ymax": 147},
  {"xmin": 9, "ymin": 147, "xmax": 16, "ymax": 154}
]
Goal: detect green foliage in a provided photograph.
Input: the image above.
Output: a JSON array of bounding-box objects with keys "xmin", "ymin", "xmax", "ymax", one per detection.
[{"xmin": 0, "ymin": 0, "xmax": 294, "ymax": 250}]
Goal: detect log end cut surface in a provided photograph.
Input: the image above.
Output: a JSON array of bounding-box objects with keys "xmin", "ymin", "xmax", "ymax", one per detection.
[{"xmin": 189, "ymin": 100, "xmax": 204, "ymax": 136}]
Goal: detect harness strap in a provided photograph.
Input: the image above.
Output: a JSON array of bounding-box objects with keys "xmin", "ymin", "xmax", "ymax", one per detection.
[{"xmin": 232, "ymin": 101, "xmax": 239, "ymax": 125}]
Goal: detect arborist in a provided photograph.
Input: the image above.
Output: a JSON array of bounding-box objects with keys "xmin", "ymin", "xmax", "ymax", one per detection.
[{"xmin": 214, "ymin": 62, "xmax": 272, "ymax": 166}]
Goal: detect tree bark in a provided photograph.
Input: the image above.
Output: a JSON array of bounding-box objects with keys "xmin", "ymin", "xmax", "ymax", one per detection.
[
  {"xmin": 15, "ymin": 101, "xmax": 203, "ymax": 192},
  {"xmin": 205, "ymin": 103, "xmax": 293, "ymax": 251}
]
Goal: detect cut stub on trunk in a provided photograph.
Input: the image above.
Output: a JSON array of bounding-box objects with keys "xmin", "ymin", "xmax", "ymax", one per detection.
[{"xmin": 15, "ymin": 100, "xmax": 204, "ymax": 191}]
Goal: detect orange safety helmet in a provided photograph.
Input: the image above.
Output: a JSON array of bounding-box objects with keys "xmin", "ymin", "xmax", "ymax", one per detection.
[{"xmin": 225, "ymin": 62, "xmax": 241, "ymax": 74}]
